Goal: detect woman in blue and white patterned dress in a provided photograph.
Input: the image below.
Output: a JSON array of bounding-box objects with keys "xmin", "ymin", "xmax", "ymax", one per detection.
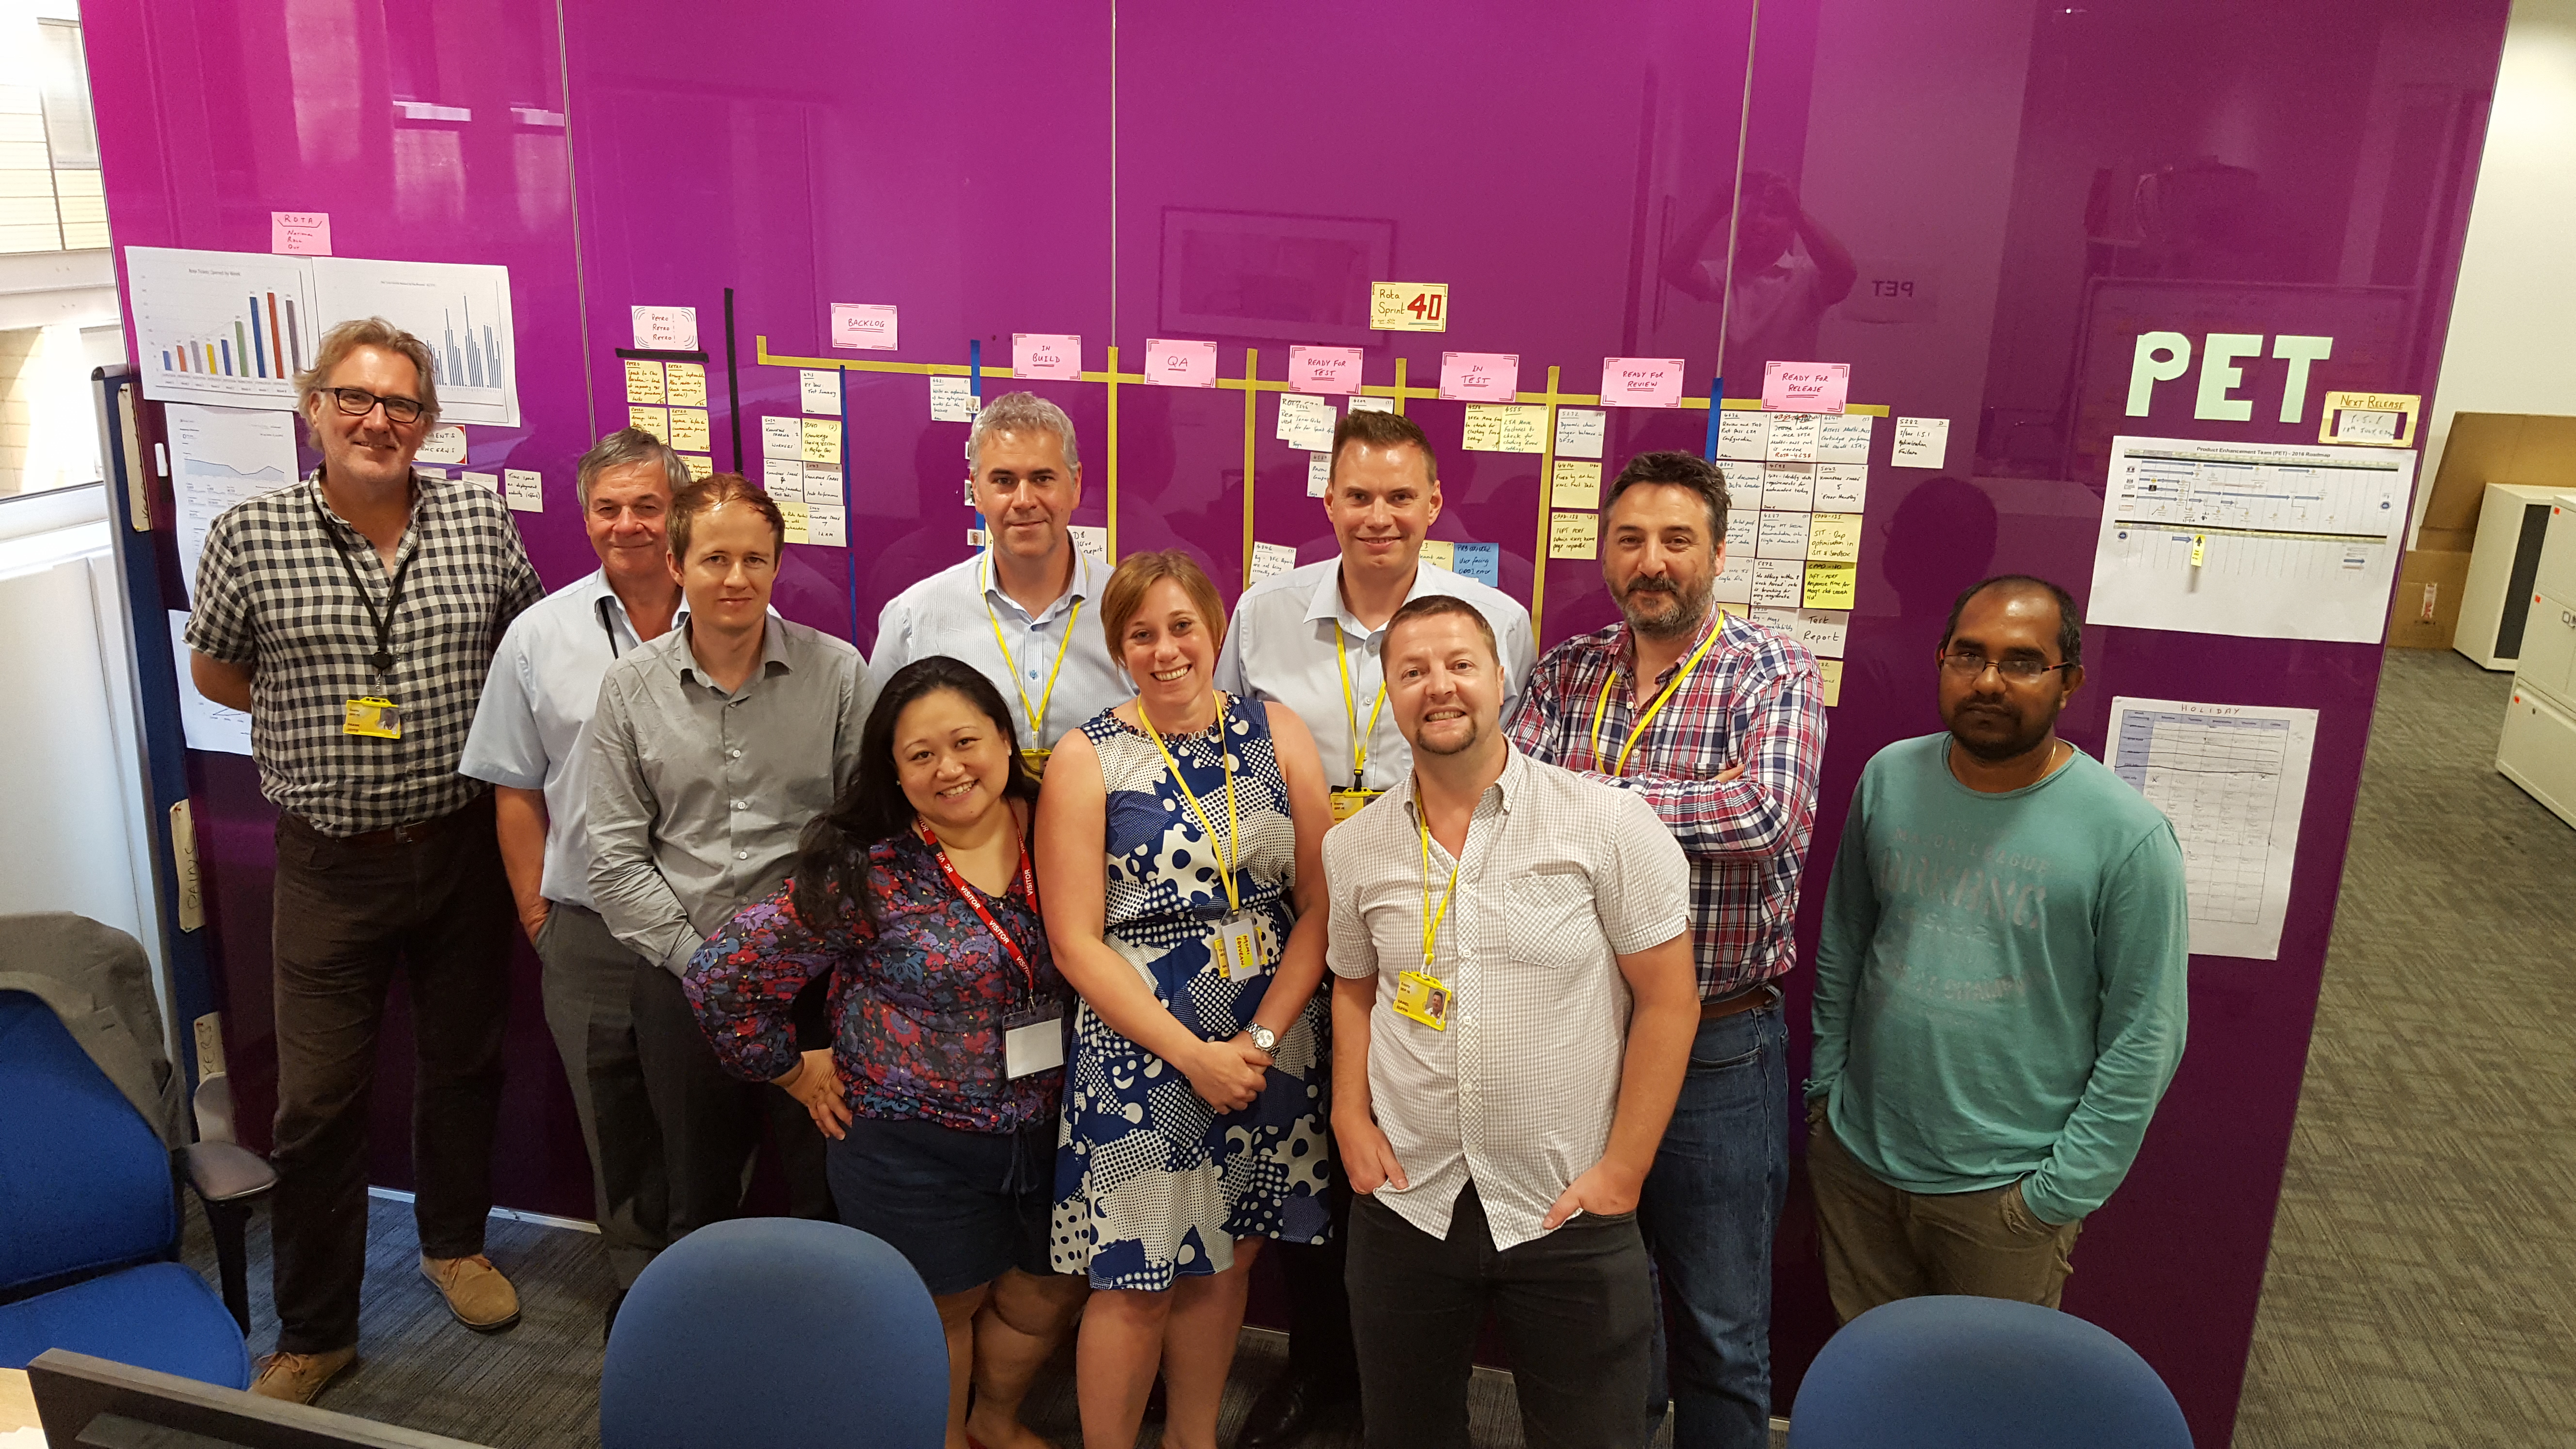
[{"xmin": 1034, "ymin": 549, "xmax": 1335, "ymax": 1449}]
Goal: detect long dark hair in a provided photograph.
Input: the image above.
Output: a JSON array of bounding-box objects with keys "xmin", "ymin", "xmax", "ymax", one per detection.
[{"xmin": 790, "ymin": 656, "xmax": 1042, "ymax": 929}]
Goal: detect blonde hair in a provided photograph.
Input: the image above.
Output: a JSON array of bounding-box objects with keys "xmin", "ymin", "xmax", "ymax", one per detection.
[
  {"xmin": 295, "ymin": 317, "xmax": 440, "ymax": 425},
  {"xmin": 668, "ymin": 473, "xmax": 785, "ymax": 560},
  {"xmin": 1099, "ymin": 549, "xmax": 1228, "ymax": 663}
]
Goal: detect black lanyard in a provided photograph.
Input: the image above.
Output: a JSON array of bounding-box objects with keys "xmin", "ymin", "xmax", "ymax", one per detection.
[
  {"xmin": 312, "ymin": 492, "xmax": 415, "ymax": 684},
  {"xmin": 596, "ymin": 594, "xmax": 625, "ymax": 658}
]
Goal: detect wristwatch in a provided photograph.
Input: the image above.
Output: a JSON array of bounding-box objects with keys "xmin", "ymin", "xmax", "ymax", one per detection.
[{"xmin": 1245, "ymin": 1024, "xmax": 1278, "ymax": 1056}]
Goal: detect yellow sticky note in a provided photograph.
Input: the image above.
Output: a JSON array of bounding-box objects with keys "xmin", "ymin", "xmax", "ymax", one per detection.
[
  {"xmin": 1463, "ymin": 404, "xmax": 1544, "ymax": 453},
  {"xmin": 679, "ymin": 454, "xmax": 712, "ymax": 481},
  {"xmin": 1806, "ymin": 513, "xmax": 1863, "ymax": 564},
  {"xmin": 628, "ymin": 406, "xmax": 670, "ymax": 442},
  {"xmin": 801, "ymin": 418, "xmax": 841, "ymax": 464},
  {"xmin": 2190, "ymin": 533, "xmax": 2207, "ymax": 567},
  {"xmin": 1552, "ymin": 459, "xmax": 1603, "ymax": 511},
  {"xmin": 665, "ymin": 362, "xmax": 707, "ymax": 408},
  {"xmin": 623, "ymin": 359, "xmax": 664, "ymax": 405},
  {"xmin": 778, "ymin": 500, "xmax": 810, "ymax": 545},
  {"xmin": 1817, "ymin": 658, "xmax": 1844, "ymax": 708},
  {"xmin": 1549, "ymin": 511, "xmax": 1598, "ymax": 560},
  {"xmin": 1462, "ymin": 406, "xmax": 1503, "ymax": 451},
  {"xmin": 1803, "ymin": 563, "xmax": 1858, "ymax": 610},
  {"xmin": 1420, "ymin": 539, "xmax": 1456, "ymax": 570},
  {"xmin": 1369, "ymin": 281, "xmax": 1449, "ymax": 332},
  {"xmin": 667, "ymin": 407, "xmax": 710, "ymax": 453}
]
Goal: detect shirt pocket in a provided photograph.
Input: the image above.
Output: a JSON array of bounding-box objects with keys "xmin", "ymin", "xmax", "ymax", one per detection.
[{"xmin": 1505, "ymin": 870, "xmax": 1605, "ymax": 971}]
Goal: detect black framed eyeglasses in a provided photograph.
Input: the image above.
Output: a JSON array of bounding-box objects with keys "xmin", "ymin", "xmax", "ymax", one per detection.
[
  {"xmin": 326, "ymin": 387, "xmax": 427, "ymax": 426},
  {"xmin": 1938, "ymin": 652, "xmax": 2075, "ymax": 684}
]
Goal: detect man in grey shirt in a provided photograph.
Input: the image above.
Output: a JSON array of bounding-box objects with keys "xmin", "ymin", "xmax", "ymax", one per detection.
[{"xmin": 587, "ymin": 473, "xmax": 863, "ymax": 1236}]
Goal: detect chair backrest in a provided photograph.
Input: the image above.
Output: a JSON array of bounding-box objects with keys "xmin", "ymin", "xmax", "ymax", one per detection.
[
  {"xmin": 1787, "ymin": 1295, "xmax": 2193, "ymax": 1449},
  {"xmin": 0, "ymin": 991, "xmax": 179, "ymax": 1292},
  {"xmin": 599, "ymin": 1216, "xmax": 949, "ymax": 1449}
]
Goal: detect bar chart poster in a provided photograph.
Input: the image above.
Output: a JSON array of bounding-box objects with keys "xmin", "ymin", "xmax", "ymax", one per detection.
[
  {"xmin": 312, "ymin": 258, "xmax": 520, "ymax": 426},
  {"xmin": 126, "ymin": 246, "xmax": 318, "ymax": 410}
]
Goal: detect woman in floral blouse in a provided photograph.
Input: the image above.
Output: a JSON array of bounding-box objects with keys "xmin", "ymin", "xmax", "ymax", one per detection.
[{"xmin": 687, "ymin": 656, "xmax": 1088, "ymax": 1449}]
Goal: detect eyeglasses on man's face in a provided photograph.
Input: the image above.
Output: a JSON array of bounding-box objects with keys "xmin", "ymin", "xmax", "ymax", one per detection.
[
  {"xmin": 326, "ymin": 386, "xmax": 426, "ymax": 426},
  {"xmin": 1938, "ymin": 651, "xmax": 2075, "ymax": 684}
]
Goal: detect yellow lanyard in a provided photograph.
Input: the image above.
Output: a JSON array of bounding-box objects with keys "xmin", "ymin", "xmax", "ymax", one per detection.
[
  {"xmin": 1416, "ymin": 807, "xmax": 1462, "ymax": 976},
  {"xmin": 1334, "ymin": 622, "xmax": 1390, "ymax": 790},
  {"xmin": 982, "ymin": 559, "xmax": 1082, "ymax": 746},
  {"xmin": 1138, "ymin": 696, "xmax": 1243, "ymax": 915},
  {"xmin": 1589, "ymin": 622, "xmax": 1724, "ymax": 777}
]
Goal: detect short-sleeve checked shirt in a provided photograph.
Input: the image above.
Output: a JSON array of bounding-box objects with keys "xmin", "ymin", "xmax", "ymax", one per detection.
[
  {"xmin": 1323, "ymin": 747, "xmax": 1691, "ymax": 1251},
  {"xmin": 1503, "ymin": 607, "xmax": 1826, "ymax": 999},
  {"xmin": 185, "ymin": 468, "xmax": 542, "ymax": 837}
]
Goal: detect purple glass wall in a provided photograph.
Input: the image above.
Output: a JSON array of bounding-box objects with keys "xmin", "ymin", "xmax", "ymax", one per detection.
[{"xmin": 84, "ymin": 2, "xmax": 2507, "ymax": 1441}]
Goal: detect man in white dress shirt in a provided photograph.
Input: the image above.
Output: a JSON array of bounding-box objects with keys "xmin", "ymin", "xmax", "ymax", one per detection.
[
  {"xmin": 1326, "ymin": 595, "xmax": 1699, "ymax": 1449},
  {"xmin": 1214, "ymin": 407, "xmax": 1534, "ymax": 1446},
  {"xmin": 460, "ymin": 427, "xmax": 687, "ymax": 1330},
  {"xmin": 865, "ymin": 391, "xmax": 1123, "ymax": 770}
]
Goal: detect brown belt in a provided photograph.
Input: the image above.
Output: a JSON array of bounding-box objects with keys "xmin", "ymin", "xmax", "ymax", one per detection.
[
  {"xmin": 1701, "ymin": 982, "xmax": 1782, "ymax": 1022},
  {"xmin": 290, "ymin": 794, "xmax": 486, "ymax": 848}
]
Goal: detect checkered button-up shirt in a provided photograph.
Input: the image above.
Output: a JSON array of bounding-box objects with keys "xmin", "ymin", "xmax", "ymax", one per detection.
[
  {"xmin": 185, "ymin": 469, "xmax": 542, "ymax": 837},
  {"xmin": 1504, "ymin": 607, "xmax": 1826, "ymax": 999},
  {"xmin": 1325, "ymin": 746, "xmax": 1691, "ymax": 1250}
]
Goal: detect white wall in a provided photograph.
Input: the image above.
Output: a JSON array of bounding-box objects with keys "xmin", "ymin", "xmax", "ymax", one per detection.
[{"xmin": 2416, "ymin": 0, "xmax": 2576, "ymax": 538}]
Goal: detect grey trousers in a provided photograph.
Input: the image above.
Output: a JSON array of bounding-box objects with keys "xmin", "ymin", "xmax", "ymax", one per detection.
[{"xmin": 532, "ymin": 901, "xmax": 669, "ymax": 1289}]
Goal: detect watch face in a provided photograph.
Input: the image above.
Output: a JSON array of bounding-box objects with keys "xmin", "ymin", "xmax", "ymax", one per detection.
[{"xmin": 1251, "ymin": 1026, "xmax": 1277, "ymax": 1051}]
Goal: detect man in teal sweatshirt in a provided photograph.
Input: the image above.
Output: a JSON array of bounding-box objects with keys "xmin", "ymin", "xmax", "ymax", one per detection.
[{"xmin": 1806, "ymin": 574, "xmax": 2187, "ymax": 1318}]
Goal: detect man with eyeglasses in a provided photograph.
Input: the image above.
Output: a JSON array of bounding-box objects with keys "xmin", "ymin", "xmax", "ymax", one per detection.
[
  {"xmin": 1804, "ymin": 574, "xmax": 2188, "ymax": 1320},
  {"xmin": 188, "ymin": 317, "xmax": 543, "ymax": 1403}
]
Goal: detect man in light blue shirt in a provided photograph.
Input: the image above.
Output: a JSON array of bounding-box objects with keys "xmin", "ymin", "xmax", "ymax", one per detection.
[
  {"xmin": 1807, "ymin": 574, "xmax": 2188, "ymax": 1320},
  {"xmin": 865, "ymin": 391, "xmax": 1123, "ymax": 772},
  {"xmin": 459, "ymin": 427, "xmax": 687, "ymax": 1316}
]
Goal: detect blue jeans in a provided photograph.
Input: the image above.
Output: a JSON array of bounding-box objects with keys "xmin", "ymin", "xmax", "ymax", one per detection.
[{"xmin": 1642, "ymin": 997, "xmax": 1788, "ymax": 1449}]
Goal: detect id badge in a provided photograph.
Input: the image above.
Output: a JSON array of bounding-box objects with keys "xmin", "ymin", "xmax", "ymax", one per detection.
[
  {"xmin": 1003, "ymin": 1009, "xmax": 1066, "ymax": 1079},
  {"xmin": 1020, "ymin": 747, "xmax": 1051, "ymax": 778},
  {"xmin": 1214, "ymin": 912, "xmax": 1266, "ymax": 982},
  {"xmin": 1393, "ymin": 970, "xmax": 1452, "ymax": 1031},
  {"xmin": 1330, "ymin": 788, "xmax": 1382, "ymax": 823},
  {"xmin": 343, "ymin": 696, "xmax": 402, "ymax": 739}
]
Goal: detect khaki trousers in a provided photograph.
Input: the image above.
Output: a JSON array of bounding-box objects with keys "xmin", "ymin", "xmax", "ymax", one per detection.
[{"xmin": 1806, "ymin": 1112, "xmax": 2082, "ymax": 1324}]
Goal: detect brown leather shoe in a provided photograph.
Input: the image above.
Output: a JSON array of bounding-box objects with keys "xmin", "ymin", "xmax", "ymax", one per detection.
[
  {"xmin": 420, "ymin": 1253, "xmax": 521, "ymax": 1332},
  {"xmin": 249, "ymin": 1346, "xmax": 356, "ymax": 1403}
]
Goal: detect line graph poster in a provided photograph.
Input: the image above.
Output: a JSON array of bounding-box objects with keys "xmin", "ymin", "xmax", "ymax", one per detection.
[
  {"xmin": 129, "ymin": 246, "xmax": 519, "ymax": 426},
  {"xmin": 2086, "ymin": 434, "xmax": 2415, "ymax": 643},
  {"xmin": 168, "ymin": 402, "xmax": 300, "ymax": 601}
]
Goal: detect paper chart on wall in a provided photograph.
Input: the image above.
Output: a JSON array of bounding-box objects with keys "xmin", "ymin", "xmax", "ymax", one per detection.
[
  {"xmin": 167, "ymin": 610, "xmax": 253, "ymax": 755},
  {"xmin": 309, "ymin": 258, "xmax": 520, "ymax": 425},
  {"xmin": 2106, "ymin": 696, "xmax": 2317, "ymax": 960},
  {"xmin": 168, "ymin": 403, "xmax": 301, "ymax": 602},
  {"xmin": 2086, "ymin": 434, "xmax": 2415, "ymax": 644}
]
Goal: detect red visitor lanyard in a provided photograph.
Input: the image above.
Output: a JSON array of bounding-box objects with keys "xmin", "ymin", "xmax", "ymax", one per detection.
[{"xmin": 914, "ymin": 821, "xmax": 1042, "ymax": 1001}]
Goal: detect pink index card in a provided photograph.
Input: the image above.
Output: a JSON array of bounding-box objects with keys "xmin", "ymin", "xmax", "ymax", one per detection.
[
  {"xmin": 1145, "ymin": 338, "xmax": 1219, "ymax": 388},
  {"xmin": 830, "ymin": 304, "xmax": 899, "ymax": 351},
  {"xmin": 1288, "ymin": 345, "xmax": 1364, "ymax": 395},
  {"xmin": 271, "ymin": 211, "xmax": 331, "ymax": 256},
  {"xmin": 1600, "ymin": 357, "xmax": 1686, "ymax": 408},
  {"xmin": 1762, "ymin": 360, "xmax": 1850, "ymax": 413},
  {"xmin": 1013, "ymin": 333, "xmax": 1082, "ymax": 380},
  {"xmin": 1439, "ymin": 352, "xmax": 1520, "ymax": 403}
]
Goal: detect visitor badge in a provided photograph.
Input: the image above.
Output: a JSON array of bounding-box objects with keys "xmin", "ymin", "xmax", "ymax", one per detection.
[
  {"xmin": 1330, "ymin": 788, "xmax": 1383, "ymax": 823},
  {"xmin": 1393, "ymin": 970, "xmax": 1451, "ymax": 1031},
  {"xmin": 1003, "ymin": 1009, "xmax": 1066, "ymax": 1079},
  {"xmin": 1214, "ymin": 912, "xmax": 1266, "ymax": 982},
  {"xmin": 342, "ymin": 696, "xmax": 402, "ymax": 739},
  {"xmin": 1020, "ymin": 748, "xmax": 1051, "ymax": 778}
]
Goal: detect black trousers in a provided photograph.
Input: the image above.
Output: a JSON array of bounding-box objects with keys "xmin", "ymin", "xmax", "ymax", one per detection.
[
  {"xmin": 531, "ymin": 902, "xmax": 667, "ymax": 1289},
  {"xmin": 267, "ymin": 796, "xmax": 513, "ymax": 1355},
  {"xmin": 1346, "ymin": 1181, "xmax": 1654, "ymax": 1449},
  {"xmin": 629, "ymin": 959, "xmax": 832, "ymax": 1236}
]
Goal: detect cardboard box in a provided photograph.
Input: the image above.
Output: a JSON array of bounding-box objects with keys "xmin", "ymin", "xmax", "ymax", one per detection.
[
  {"xmin": 2397, "ymin": 414, "xmax": 2576, "ymax": 650},
  {"xmin": 2385, "ymin": 547, "xmax": 2471, "ymax": 649}
]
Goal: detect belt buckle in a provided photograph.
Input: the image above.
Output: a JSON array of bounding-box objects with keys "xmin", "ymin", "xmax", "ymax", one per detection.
[{"xmin": 390, "ymin": 821, "xmax": 424, "ymax": 845}]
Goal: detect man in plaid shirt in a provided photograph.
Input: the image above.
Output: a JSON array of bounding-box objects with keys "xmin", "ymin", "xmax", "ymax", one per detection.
[{"xmin": 1505, "ymin": 450, "xmax": 1825, "ymax": 1449}]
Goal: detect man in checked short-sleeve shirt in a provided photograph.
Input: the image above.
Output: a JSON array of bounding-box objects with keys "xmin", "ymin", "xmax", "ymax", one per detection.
[
  {"xmin": 185, "ymin": 319, "xmax": 542, "ymax": 1404},
  {"xmin": 1326, "ymin": 594, "xmax": 1698, "ymax": 1449},
  {"xmin": 1504, "ymin": 450, "xmax": 1827, "ymax": 1449}
]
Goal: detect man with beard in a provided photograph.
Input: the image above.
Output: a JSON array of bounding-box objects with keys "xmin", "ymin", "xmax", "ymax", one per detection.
[
  {"xmin": 1803, "ymin": 575, "xmax": 2187, "ymax": 1319},
  {"xmin": 1503, "ymin": 451, "xmax": 1824, "ymax": 1449}
]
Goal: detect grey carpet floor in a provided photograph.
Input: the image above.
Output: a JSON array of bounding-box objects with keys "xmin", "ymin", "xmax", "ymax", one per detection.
[
  {"xmin": 169, "ymin": 645, "xmax": 2571, "ymax": 1447},
  {"xmin": 2229, "ymin": 648, "xmax": 2576, "ymax": 1449}
]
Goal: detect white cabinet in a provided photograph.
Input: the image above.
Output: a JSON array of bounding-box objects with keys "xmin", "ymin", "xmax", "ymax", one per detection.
[
  {"xmin": 2518, "ymin": 594, "xmax": 2576, "ymax": 704},
  {"xmin": 2456, "ymin": 485, "xmax": 2571, "ymax": 670},
  {"xmin": 2498, "ymin": 685, "xmax": 2576, "ymax": 829},
  {"xmin": 2539, "ymin": 495, "xmax": 2576, "ymax": 605},
  {"xmin": 2497, "ymin": 494, "xmax": 2576, "ymax": 829}
]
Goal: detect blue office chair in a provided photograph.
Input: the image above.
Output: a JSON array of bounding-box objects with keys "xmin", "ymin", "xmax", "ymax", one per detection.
[
  {"xmin": 0, "ymin": 987, "xmax": 260, "ymax": 1388},
  {"xmin": 600, "ymin": 1216, "xmax": 949, "ymax": 1449},
  {"xmin": 1788, "ymin": 1295, "xmax": 2192, "ymax": 1449}
]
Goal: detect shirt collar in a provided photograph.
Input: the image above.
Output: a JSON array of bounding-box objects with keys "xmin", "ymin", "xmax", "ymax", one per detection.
[
  {"xmin": 585, "ymin": 569, "xmax": 689, "ymax": 637},
  {"xmin": 980, "ymin": 545, "xmax": 1094, "ymax": 626},
  {"xmin": 1403, "ymin": 742, "xmax": 1527, "ymax": 833},
  {"xmin": 675, "ymin": 616, "xmax": 790, "ymax": 689},
  {"xmin": 1613, "ymin": 604, "xmax": 1729, "ymax": 687},
  {"xmin": 1302, "ymin": 559, "xmax": 1439, "ymax": 635}
]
